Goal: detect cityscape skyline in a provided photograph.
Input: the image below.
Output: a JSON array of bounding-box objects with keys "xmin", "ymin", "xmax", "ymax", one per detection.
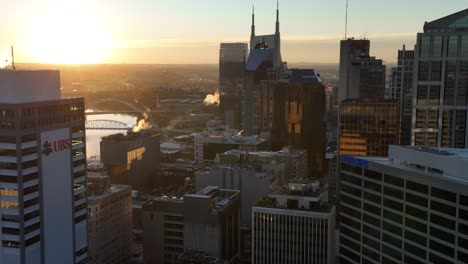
[{"xmin": 1, "ymin": 0, "xmax": 467, "ymax": 64}]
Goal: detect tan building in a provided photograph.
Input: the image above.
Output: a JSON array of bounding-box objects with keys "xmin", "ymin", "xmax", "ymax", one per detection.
[{"xmin": 87, "ymin": 163, "xmax": 133, "ymax": 264}]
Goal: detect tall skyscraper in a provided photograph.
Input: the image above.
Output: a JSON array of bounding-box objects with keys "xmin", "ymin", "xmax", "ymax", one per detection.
[
  {"xmin": 390, "ymin": 46, "xmax": 415, "ymax": 145},
  {"xmin": 339, "ymin": 98, "xmax": 400, "ymax": 157},
  {"xmin": 243, "ymin": 4, "xmax": 283, "ymax": 135},
  {"xmin": 412, "ymin": 9, "xmax": 468, "ymax": 148},
  {"xmin": 339, "ymin": 39, "xmax": 386, "ymax": 101},
  {"xmin": 219, "ymin": 43, "xmax": 248, "ymax": 129},
  {"xmin": 0, "ymin": 70, "xmax": 87, "ymax": 263},
  {"xmin": 339, "ymin": 145, "xmax": 468, "ymax": 264},
  {"xmin": 272, "ymin": 69, "xmax": 326, "ymax": 178},
  {"xmin": 252, "ymin": 180, "xmax": 336, "ymax": 264},
  {"xmin": 338, "ymin": 39, "xmax": 370, "ymax": 101}
]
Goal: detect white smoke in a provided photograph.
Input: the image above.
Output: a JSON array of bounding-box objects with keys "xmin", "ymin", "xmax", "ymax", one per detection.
[
  {"xmin": 132, "ymin": 112, "xmax": 152, "ymax": 133},
  {"xmin": 203, "ymin": 90, "xmax": 220, "ymax": 106},
  {"xmin": 0, "ymin": 50, "xmax": 11, "ymax": 69}
]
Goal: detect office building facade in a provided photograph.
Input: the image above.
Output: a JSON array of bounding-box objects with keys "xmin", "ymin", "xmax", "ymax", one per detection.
[
  {"xmin": 219, "ymin": 43, "xmax": 248, "ymax": 129},
  {"xmin": 412, "ymin": 9, "xmax": 468, "ymax": 148},
  {"xmin": 339, "ymin": 98, "xmax": 400, "ymax": 157},
  {"xmin": 87, "ymin": 169, "xmax": 132, "ymax": 264},
  {"xmin": 0, "ymin": 70, "xmax": 87, "ymax": 263},
  {"xmin": 338, "ymin": 39, "xmax": 370, "ymax": 101},
  {"xmin": 390, "ymin": 46, "xmax": 415, "ymax": 145},
  {"xmin": 272, "ymin": 69, "xmax": 326, "ymax": 178},
  {"xmin": 339, "ymin": 145, "xmax": 468, "ymax": 264},
  {"xmin": 252, "ymin": 181, "xmax": 336, "ymax": 264}
]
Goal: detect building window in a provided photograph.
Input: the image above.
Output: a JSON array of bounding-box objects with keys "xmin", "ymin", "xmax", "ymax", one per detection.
[
  {"xmin": 431, "ymin": 36, "xmax": 443, "ymax": 57},
  {"xmin": 461, "ymin": 35, "xmax": 468, "ymax": 57},
  {"xmin": 418, "ymin": 62, "xmax": 430, "ymax": 81},
  {"xmin": 420, "ymin": 36, "xmax": 431, "ymax": 57},
  {"xmin": 447, "ymin": 36, "xmax": 459, "ymax": 57}
]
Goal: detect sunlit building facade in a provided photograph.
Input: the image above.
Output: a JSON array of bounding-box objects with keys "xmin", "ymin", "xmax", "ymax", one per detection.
[
  {"xmin": 0, "ymin": 70, "xmax": 87, "ymax": 263},
  {"xmin": 272, "ymin": 69, "xmax": 326, "ymax": 178},
  {"xmin": 412, "ymin": 9, "xmax": 468, "ymax": 148},
  {"xmin": 339, "ymin": 98, "xmax": 400, "ymax": 157}
]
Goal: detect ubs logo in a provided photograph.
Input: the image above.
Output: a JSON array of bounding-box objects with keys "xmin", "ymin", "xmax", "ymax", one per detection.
[{"xmin": 42, "ymin": 139, "xmax": 71, "ymax": 156}]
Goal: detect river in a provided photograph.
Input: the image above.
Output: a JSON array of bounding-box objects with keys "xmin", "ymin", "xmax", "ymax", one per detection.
[{"xmin": 85, "ymin": 114, "xmax": 137, "ymax": 159}]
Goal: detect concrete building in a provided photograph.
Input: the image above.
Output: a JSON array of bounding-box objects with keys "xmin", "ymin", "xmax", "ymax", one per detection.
[
  {"xmin": 143, "ymin": 186, "xmax": 240, "ymax": 263},
  {"xmin": 338, "ymin": 39, "xmax": 370, "ymax": 101},
  {"xmin": 390, "ymin": 46, "xmax": 415, "ymax": 146},
  {"xmin": 272, "ymin": 69, "xmax": 326, "ymax": 178},
  {"xmin": 87, "ymin": 163, "xmax": 132, "ymax": 264},
  {"xmin": 100, "ymin": 130, "xmax": 160, "ymax": 190},
  {"xmin": 252, "ymin": 180, "xmax": 336, "ymax": 264},
  {"xmin": 243, "ymin": 4, "xmax": 284, "ymax": 135},
  {"xmin": 412, "ymin": 9, "xmax": 468, "ymax": 148},
  {"xmin": 339, "ymin": 98, "xmax": 400, "ymax": 157},
  {"xmin": 0, "ymin": 70, "xmax": 87, "ymax": 263},
  {"xmin": 219, "ymin": 43, "xmax": 248, "ymax": 129},
  {"xmin": 339, "ymin": 145, "xmax": 468, "ymax": 264}
]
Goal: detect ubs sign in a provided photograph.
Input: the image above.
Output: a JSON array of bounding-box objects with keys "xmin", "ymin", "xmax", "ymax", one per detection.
[{"xmin": 42, "ymin": 139, "xmax": 71, "ymax": 156}]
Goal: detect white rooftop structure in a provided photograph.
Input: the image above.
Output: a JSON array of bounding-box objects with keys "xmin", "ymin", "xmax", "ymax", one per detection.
[{"xmin": 0, "ymin": 70, "xmax": 60, "ymax": 103}]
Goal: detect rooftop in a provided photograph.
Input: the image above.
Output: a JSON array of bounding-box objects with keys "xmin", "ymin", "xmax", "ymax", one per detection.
[
  {"xmin": 88, "ymin": 184, "xmax": 131, "ymax": 202},
  {"xmin": 278, "ymin": 69, "xmax": 321, "ymax": 84},
  {"xmin": 178, "ymin": 249, "xmax": 227, "ymax": 264},
  {"xmin": 185, "ymin": 186, "xmax": 239, "ymax": 210}
]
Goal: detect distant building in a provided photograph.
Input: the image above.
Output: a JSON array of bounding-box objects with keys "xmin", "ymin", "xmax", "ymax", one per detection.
[
  {"xmin": 194, "ymin": 128, "xmax": 270, "ymax": 162},
  {"xmin": 87, "ymin": 164, "xmax": 132, "ymax": 264},
  {"xmin": 243, "ymin": 4, "xmax": 283, "ymax": 135},
  {"xmin": 143, "ymin": 186, "xmax": 240, "ymax": 263},
  {"xmin": 219, "ymin": 43, "xmax": 248, "ymax": 129},
  {"xmin": 339, "ymin": 145, "xmax": 468, "ymax": 264},
  {"xmin": 100, "ymin": 131, "xmax": 160, "ymax": 190},
  {"xmin": 252, "ymin": 180, "xmax": 336, "ymax": 264},
  {"xmin": 390, "ymin": 46, "xmax": 415, "ymax": 145},
  {"xmin": 412, "ymin": 9, "xmax": 468, "ymax": 148},
  {"xmin": 0, "ymin": 70, "xmax": 87, "ymax": 263},
  {"xmin": 339, "ymin": 98, "xmax": 400, "ymax": 157},
  {"xmin": 272, "ymin": 69, "xmax": 326, "ymax": 178}
]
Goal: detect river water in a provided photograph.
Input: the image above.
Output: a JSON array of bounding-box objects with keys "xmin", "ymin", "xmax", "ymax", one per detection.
[{"xmin": 85, "ymin": 114, "xmax": 137, "ymax": 159}]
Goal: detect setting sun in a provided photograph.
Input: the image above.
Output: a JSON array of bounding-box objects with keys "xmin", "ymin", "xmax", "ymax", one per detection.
[{"xmin": 23, "ymin": 1, "xmax": 113, "ymax": 64}]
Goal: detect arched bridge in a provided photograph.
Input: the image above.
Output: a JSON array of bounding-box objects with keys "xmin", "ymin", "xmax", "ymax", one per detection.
[
  {"xmin": 85, "ymin": 98, "xmax": 159, "ymax": 129},
  {"xmin": 85, "ymin": 120, "xmax": 131, "ymax": 130}
]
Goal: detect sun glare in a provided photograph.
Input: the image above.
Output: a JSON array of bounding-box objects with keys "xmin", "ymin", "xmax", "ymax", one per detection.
[{"xmin": 23, "ymin": 1, "xmax": 113, "ymax": 64}]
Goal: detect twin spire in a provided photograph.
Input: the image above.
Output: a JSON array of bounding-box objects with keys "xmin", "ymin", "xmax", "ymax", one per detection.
[{"xmin": 250, "ymin": 0, "xmax": 280, "ymax": 38}]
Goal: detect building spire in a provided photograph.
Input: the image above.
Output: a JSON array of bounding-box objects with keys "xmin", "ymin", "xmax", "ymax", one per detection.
[
  {"xmin": 275, "ymin": 0, "xmax": 280, "ymax": 34},
  {"xmin": 251, "ymin": 4, "xmax": 255, "ymax": 39}
]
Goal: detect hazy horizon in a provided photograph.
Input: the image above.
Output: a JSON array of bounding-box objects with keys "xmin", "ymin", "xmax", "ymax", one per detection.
[{"xmin": 2, "ymin": 0, "xmax": 467, "ymax": 65}]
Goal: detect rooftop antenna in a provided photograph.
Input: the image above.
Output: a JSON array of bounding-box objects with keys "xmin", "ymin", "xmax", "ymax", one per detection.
[
  {"xmin": 344, "ymin": 0, "xmax": 349, "ymax": 39},
  {"xmin": 11, "ymin": 46, "xmax": 16, "ymax": 70}
]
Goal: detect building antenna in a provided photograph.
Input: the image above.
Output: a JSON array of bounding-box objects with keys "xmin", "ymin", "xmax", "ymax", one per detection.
[
  {"xmin": 344, "ymin": 0, "xmax": 349, "ymax": 39},
  {"xmin": 11, "ymin": 46, "xmax": 16, "ymax": 70}
]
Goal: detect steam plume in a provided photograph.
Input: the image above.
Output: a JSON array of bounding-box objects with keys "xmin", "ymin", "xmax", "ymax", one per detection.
[
  {"xmin": 0, "ymin": 50, "xmax": 11, "ymax": 69},
  {"xmin": 132, "ymin": 112, "xmax": 152, "ymax": 132},
  {"xmin": 203, "ymin": 90, "xmax": 220, "ymax": 106}
]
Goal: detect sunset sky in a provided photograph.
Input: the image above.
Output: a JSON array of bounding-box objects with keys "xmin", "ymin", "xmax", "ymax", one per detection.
[{"xmin": 1, "ymin": 0, "xmax": 467, "ymax": 64}]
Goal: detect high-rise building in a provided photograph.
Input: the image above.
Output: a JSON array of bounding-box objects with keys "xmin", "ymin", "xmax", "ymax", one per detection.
[
  {"xmin": 339, "ymin": 145, "xmax": 468, "ymax": 264},
  {"xmin": 272, "ymin": 69, "xmax": 326, "ymax": 178},
  {"xmin": 339, "ymin": 39, "xmax": 386, "ymax": 101},
  {"xmin": 87, "ymin": 163, "xmax": 132, "ymax": 264},
  {"xmin": 339, "ymin": 98, "xmax": 400, "ymax": 157},
  {"xmin": 0, "ymin": 70, "xmax": 87, "ymax": 263},
  {"xmin": 390, "ymin": 46, "xmax": 415, "ymax": 145},
  {"xmin": 143, "ymin": 186, "xmax": 240, "ymax": 264},
  {"xmin": 252, "ymin": 180, "xmax": 336, "ymax": 264},
  {"xmin": 219, "ymin": 43, "xmax": 248, "ymax": 129},
  {"xmin": 243, "ymin": 4, "xmax": 283, "ymax": 135},
  {"xmin": 412, "ymin": 9, "xmax": 468, "ymax": 148},
  {"xmin": 338, "ymin": 39, "xmax": 370, "ymax": 101},
  {"xmin": 100, "ymin": 131, "xmax": 160, "ymax": 190}
]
